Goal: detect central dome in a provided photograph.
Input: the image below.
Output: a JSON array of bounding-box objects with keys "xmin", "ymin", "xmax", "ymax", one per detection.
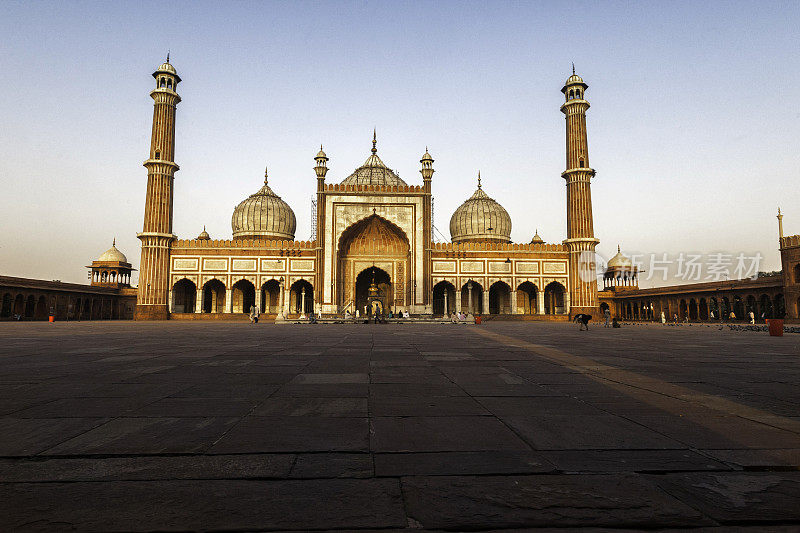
[
  {"xmin": 450, "ymin": 174, "xmax": 512, "ymax": 243},
  {"xmin": 231, "ymin": 168, "xmax": 296, "ymax": 240},
  {"xmin": 340, "ymin": 132, "xmax": 407, "ymax": 187}
]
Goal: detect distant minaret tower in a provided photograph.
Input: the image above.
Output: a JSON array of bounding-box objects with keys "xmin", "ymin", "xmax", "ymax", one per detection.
[
  {"xmin": 135, "ymin": 55, "xmax": 181, "ymax": 320},
  {"xmin": 561, "ymin": 66, "xmax": 599, "ymax": 316}
]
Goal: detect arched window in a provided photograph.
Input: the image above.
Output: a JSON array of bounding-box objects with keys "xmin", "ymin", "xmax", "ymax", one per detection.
[
  {"xmin": 160, "ymin": 77, "xmax": 166, "ymax": 87},
  {"xmin": 167, "ymin": 79, "xmax": 172, "ymax": 89},
  {"xmin": 579, "ymin": 158, "xmax": 585, "ymax": 167},
  {"xmin": 154, "ymin": 151, "xmax": 161, "ymax": 159},
  {"xmin": 568, "ymin": 90, "xmax": 574, "ymax": 99}
]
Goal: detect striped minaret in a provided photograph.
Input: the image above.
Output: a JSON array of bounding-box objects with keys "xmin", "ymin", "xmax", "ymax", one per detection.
[
  {"xmin": 135, "ymin": 56, "xmax": 181, "ymax": 320},
  {"xmin": 561, "ymin": 66, "xmax": 599, "ymax": 317}
]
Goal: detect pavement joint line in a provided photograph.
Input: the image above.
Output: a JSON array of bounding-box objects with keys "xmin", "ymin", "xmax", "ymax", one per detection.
[{"xmin": 472, "ymin": 327, "xmax": 800, "ymax": 442}]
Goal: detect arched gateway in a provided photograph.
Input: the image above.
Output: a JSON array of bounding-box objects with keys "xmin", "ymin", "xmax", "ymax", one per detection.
[{"xmin": 337, "ymin": 214, "xmax": 410, "ymax": 313}]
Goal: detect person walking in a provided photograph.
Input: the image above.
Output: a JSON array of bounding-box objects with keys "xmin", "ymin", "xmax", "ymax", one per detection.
[
  {"xmin": 660, "ymin": 311, "xmax": 666, "ymax": 324},
  {"xmin": 748, "ymin": 310, "xmax": 755, "ymax": 324},
  {"xmin": 604, "ymin": 308, "xmax": 611, "ymax": 328},
  {"xmin": 673, "ymin": 313, "xmax": 678, "ymax": 324}
]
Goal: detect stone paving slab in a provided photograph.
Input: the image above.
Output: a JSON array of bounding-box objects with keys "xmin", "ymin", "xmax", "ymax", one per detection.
[
  {"xmin": 0, "ymin": 478, "xmax": 407, "ymax": 531},
  {"xmin": 650, "ymin": 472, "xmax": 800, "ymax": 523},
  {"xmin": 2, "ymin": 321, "xmax": 800, "ymax": 530},
  {"xmin": 401, "ymin": 474, "xmax": 713, "ymax": 529}
]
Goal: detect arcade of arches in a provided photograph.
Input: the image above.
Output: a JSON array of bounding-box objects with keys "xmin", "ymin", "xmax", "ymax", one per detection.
[
  {"xmin": 604, "ymin": 278, "xmax": 787, "ymax": 322},
  {"xmin": 173, "ymin": 277, "xmax": 314, "ymax": 316},
  {"xmin": 0, "ymin": 276, "xmax": 135, "ymax": 321}
]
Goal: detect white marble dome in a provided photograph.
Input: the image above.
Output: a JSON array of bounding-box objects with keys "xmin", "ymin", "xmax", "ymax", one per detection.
[
  {"xmin": 449, "ymin": 176, "xmax": 512, "ymax": 243},
  {"xmin": 231, "ymin": 170, "xmax": 296, "ymax": 240}
]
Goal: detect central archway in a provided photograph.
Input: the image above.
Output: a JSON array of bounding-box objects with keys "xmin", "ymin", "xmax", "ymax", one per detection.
[
  {"xmin": 337, "ymin": 214, "xmax": 410, "ymax": 313},
  {"xmin": 355, "ymin": 267, "xmax": 391, "ymax": 316}
]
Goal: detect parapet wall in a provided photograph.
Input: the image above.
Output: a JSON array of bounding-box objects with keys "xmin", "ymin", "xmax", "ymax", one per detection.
[
  {"xmin": 431, "ymin": 241, "xmax": 566, "ymax": 253},
  {"xmin": 173, "ymin": 239, "xmax": 316, "ymax": 251},
  {"xmin": 781, "ymin": 234, "xmax": 800, "ymax": 249},
  {"xmin": 324, "ymin": 183, "xmax": 424, "ymax": 194}
]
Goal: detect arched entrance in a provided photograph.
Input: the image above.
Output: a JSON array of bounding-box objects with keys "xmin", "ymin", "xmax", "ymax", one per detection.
[
  {"xmin": 261, "ymin": 280, "xmax": 281, "ymax": 314},
  {"xmin": 689, "ymin": 299, "xmax": 698, "ymax": 321},
  {"xmin": 203, "ymin": 279, "xmax": 226, "ymax": 313},
  {"xmin": 544, "ymin": 282, "xmax": 565, "ymax": 315},
  {"xmin": 746, "ymin": 295, "xmax": 758, "ymax": 319},
  {"xmin": 24, "ymin": 296, "xmax": 35, "ymax": 318},
  {"xmin": 290, "ymin": 280, "xmax": 314, "ymax": 315},
  {"xmin": 13, "ymin": 294, "xmax": 24, "ymax": 316},
  {"xmin": 354, "ymin": 268, "xmax": 390, "ymax": 316},
  {"xmin": 775, "ymin": 294, "xmax": 785, "ymax": 318},
  {"xmin": 760, "ymin": 294, "xmax": 773, "ymax": 318},
  {"xmin": 172, "ymin": 279, "xmax": 197, "ymax": 313},
  {"xmin": 232, "ymin": 280, "xmax": 256, "ymax": 314},
  {"xmin": 517, "ymin": 282, "xmax": 538, "ymax": 314},
  {"xmin": 489, "ymin": 281, "xmax": 511, "ymax": 314},
  {"xmin": 699, "ymin": 298, "xmax": 708, "ymax": 320},
  {"xmin": 1, "ymin": 293, "xmax": 10, "ymax": 318},
  {"xmin": 34, "ymin": 296, "xmax": 47, "ymax": 320},
  {"xmin": 337, "ymin": 214, "xmax": 410, "ymax": 313},
  {"xmin": 733, "ymin": 296, "xmax": 744, "ymax": 320},
  {"xmin": 432, "ymin": 281, "xmax": 456, "ymax": 316},
  {"xmin": 461, "ymin": 281, "xmax": 483, "ymax": 315}
]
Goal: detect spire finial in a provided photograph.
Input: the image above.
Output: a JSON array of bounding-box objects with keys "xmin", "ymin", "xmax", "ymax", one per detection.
[
  {"xmin": 320, "ymin": 144, "xmax": 323, "ymax": 151},
  {"xmin": 167, "ymin": 50, "xmax": 170, "ymax": 63},
  {"xmin": 113, "ymin": 237, "xmax": 116, "ymax": 247},
  {"xmin": 618, "ymin": 244, "xmax": 621, "ymax": 253},
  {"xmin": 372, "ymin": 128, "xmax": 377, "ymax": 154},
  {"xmin": 264, "ymin": 166, "xmax": 268, "ymax": 184},
  {"xmin": 477, "ymin": 171, "xmax": 481, "ymax": 189},
  {"xmin": 778, "ymin": 207, "xmax": 782, "ymax": 216},
  {"xmin": 203, "ymin": 225, "xmax": 206, "ymax": 231},
  {"xmin": 572, "ymin": 62, "xmax": 575, "ymax": 75}
]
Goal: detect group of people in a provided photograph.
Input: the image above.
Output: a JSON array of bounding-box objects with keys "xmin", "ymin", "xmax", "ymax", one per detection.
[{"xmin": 450, "ymin": 311, "xmax": 469, "ymax": 323}]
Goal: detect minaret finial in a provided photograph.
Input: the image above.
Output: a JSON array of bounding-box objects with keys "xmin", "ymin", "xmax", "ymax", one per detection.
[
  {"xmin": 264, "ymin": 166, "xmax": 268, "ymax": 184},
  {"xmin": 372, "ymin": 128, "xmax": 377, "ymax": 154},
  {"xmin": 618, "ymin": 244, "xmax": 621, "ymax": 253},
  {"xmin": 572, "ymin": 62, "xmax": 575, "ymax": 75},
  {"xmin": 113, "ymin": 237, "xmax": 116, "ymax": 247},
  {"xmin": 167, "ymin": 50, "xmax": 170, "ymax": 63},
  {"xmin": 477, "ymin": 171, "xmax": 481, "ymax": 189}
]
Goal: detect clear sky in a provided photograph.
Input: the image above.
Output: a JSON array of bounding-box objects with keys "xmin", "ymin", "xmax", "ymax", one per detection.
[{"xmin": 1, "ymin": 1, "xmax": 798, "ymax": 286}]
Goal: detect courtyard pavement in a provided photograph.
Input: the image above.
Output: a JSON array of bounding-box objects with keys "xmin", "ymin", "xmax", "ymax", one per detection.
[{"xmin": 1, "ymin": 321, "xmax": 799, "ymax": 531}]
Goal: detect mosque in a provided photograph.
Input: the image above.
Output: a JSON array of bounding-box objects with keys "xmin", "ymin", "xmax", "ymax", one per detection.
[
  {"xmin": 3, "ymin": 58, "xmax": 798, "ymax": 323},
  {"xmin": 133, "ymin": 59, "xmax": 599, "ymax": 321}
]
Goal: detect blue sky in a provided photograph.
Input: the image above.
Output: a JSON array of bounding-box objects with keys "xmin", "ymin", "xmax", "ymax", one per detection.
[{"xmin": 1, "ymin": 1, "xmax": 798, "ymax": 284}]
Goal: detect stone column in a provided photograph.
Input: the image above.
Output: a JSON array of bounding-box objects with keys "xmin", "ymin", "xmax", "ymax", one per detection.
[
  {"xmin": 510, "ymin": 290, "xmax": 518, "ymax": 315},
  {"xmin": 443, "ymin": 289, "xmax": 449, "ymax": 316},
  {"xmin": 467, "ymin": 281, "xmax": 474, "ymax": 316},
  {"xmin": 167, "ymin": 287, "xmax": 174, "ymax": 313},
  {"xmin": 537, "ymin": 290, "xmax": 545, "ymax": 315},
  {"xmin": 276, "ymin": 279, "xmax": 286, "ymax": 321},
  {"xmin": 226, "ymin": 288, "xmax": 233, "ymax": 313},
  {"xmin": 564, "ymin": 292, "xmax": 571, "ymax": 315},
  {"xmin": 300, "ymin": 287, "xmax": 307, "ymax": 319},
  {"xmin": 260, "ymin": 286, "xmax": 266, "ymax": 314},
  {"xmin": 455, "ymin": 286, "xmax": 462, "ymax": 314},
  {"xmin": 195, "ymin": 290, "xmax": 202, "ymax": 313},
  {"xmin": 482, "ymin": 289, "xmax": 489, "ymax": 315}
]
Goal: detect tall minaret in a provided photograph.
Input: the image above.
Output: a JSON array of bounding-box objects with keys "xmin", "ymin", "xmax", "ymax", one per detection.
[
  {"xmin": 420, "ymin": 148, "xmax": 434, "ymax": 313},
  {"xmin": 561, "ymin": 66, "xmax": 599, "ymax": 316},
  {"xmin": 135, "ymin": 56, "xmax": 181, "ymax": 320}
]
